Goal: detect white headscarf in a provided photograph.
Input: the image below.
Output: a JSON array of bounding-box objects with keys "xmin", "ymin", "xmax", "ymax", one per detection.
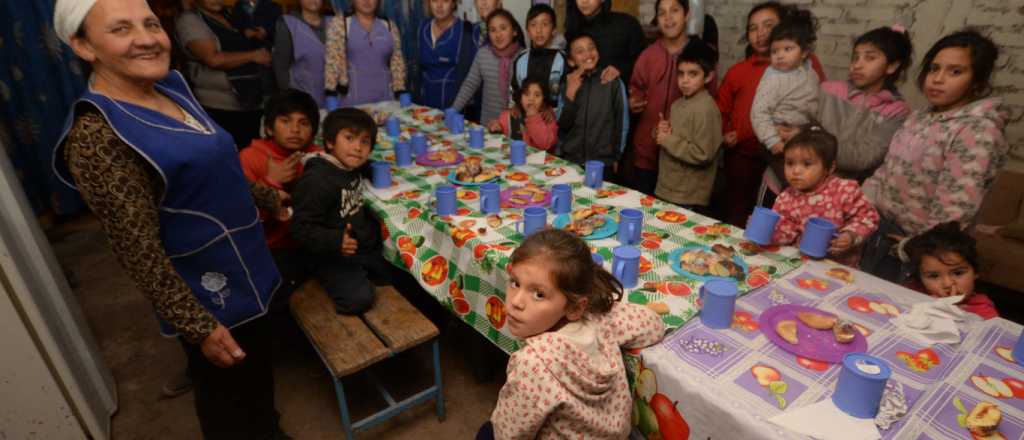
[{"xmin": 54, "ymin": 0, "xmax": 99, "ymax": 46}]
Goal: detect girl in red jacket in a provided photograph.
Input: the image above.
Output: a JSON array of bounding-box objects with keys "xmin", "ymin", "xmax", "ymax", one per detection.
[
  {"xmin": 490, "ymin": 77, "xmax": 559, "ymax": 151},
  {"xmin": 716, "ymin": 1, "xmax": 825, "ymax": 227}
]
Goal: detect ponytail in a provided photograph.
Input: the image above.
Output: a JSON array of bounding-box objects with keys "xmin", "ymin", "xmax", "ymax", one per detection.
[{"xmin": 590, "ymin": 265, "xmax": 623, "ymax": 314}]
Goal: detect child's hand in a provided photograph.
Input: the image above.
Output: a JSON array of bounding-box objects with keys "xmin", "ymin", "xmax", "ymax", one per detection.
[
  {"xmin": 266, "ymin": 152, "xmax": 300, "ymax": 185},
  {"xmin": 654, "ymin": 113, "xmax": 672, "ymax": 145},
  {"xmin": 540, "ymin": 108, "xmax": 556, "ymax": 123},
  {"xmin": 628, "ymin": 93, "xmax": 648, "ymax": 114},
  {"xmin": 486, "ymin": 119, "xmax": 502, "ymax": 133},
  {"xmin": 775, "ymin": 124, "xmax": 799, "ymax": 142},
  {"xmin": 341, "ymin": 224, "xmax": 358, "ymax": 256},
  {"xmin": 724, "ymin": 131, "xmax": 738, "ymax": 147},
  {"xmin": 565, "ymin": 69, "xmax": 584, "ymax": 102},
  {"xmin": 828, "ymin": 231, "xmax": 856, "ymax": 255},
  {"xmin": 599, "ymin": 65, "xmax": 620, "ymax": 84},
  {"xmin": 274, "ymin": 190, "xmax": 292, "ymax": 221},
  {"xmin": 770, "ymin": 142, "xmax": 784, "ymax": 154}
]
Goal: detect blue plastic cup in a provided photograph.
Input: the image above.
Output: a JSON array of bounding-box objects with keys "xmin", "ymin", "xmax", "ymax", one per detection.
[
  {"xmin": 700, "ymin": 279, "xmax": 739, "ymax": 329},
  {"xmin": 394, "ymin": 141, "xmax": 412, "ymax": 167},
  {"xmin": 399, "ymin": 92, "xmax": 412, "ymax": 108},
  {"xmin": 745, "ymin": 207, "xmax": 781, "ymax": 246},
  {"xmin": 618, "ymin": 208, "xmax": 643, "ymax": 245},
  {"xmin": 479, "ymin": 183, "xmax": 500, "ymax": 214},
  {"xmin": 584, "ymin": 160, "xmax": 604, "ymax": 189},
  {"xmin": 444, "ymin": 108, "xmax": 458, "ymax": 130},
  {"xmin": 469, "ymin": 127, "xmax": 485, "ymax": 148},
  {"xmin": 412, "ymin": 133, "xmax": 428, "ymax": 156},
  {"xmin": 434, "ymin": 185, "xmax": 457, "ymax": 216},
  {"xmin": 1013, "ymin": 330, "xmax": 1024, "ymax": 366},
  {"xmin": 386, "ymin": 115, "xmax": 401, "ymax": 137},
  {"xmin": 550, "ymin": 184, "xmax": 572, "ymax": 214},
  {"xmin": 800, "ymin": 217, "xmax": 837, "ymax": 258},
  {"xmin": 833, "ymin": 353, "xmax": 891, "ymax": 418},
  {"xmin": 514, "ymin": 206, "xmax": 547, "ymax": 236},
  {"xmin": 612, "ymin": 245, "xmax": 641, "ymax": 289},
  {"xmin": 510, "ymin": 140, "xmax": 527, "ymax": 165},
  {"xmin": 450, "ymin": 113, "xmax": 465, "ymax": 134},
  {"xmin": 371, "ymin": 161, "xmax": 391, "ymax": 189}
]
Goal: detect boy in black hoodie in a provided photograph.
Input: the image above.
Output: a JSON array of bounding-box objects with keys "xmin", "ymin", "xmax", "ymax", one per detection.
[
  {"xmin": 557, "ymin": 33, "xmax": 629, "ymax": 173},
  {"xmin": 565, "ymin": 0, "xmax": 647, "ymax": 84},
  {"xmin": 290, "ymin": 108, "xmax": 385, "ymax": 314}
]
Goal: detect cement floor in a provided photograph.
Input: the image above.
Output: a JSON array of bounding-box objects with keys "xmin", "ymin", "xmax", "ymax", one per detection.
[{"xmin": 50, "ymin": 216, "xmax": 507, "ymax": 439}]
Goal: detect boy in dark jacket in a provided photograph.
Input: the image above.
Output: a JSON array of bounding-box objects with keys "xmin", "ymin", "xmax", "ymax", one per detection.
[
  {"xmin": 565, "ymin": 0, "xmax": 646, "ymax": 84},
  {"xmin": 290, "ymin": 108, "xmax": 385, "ymax": 314},
  {"xmin": 557, "ymin": 33, "xmax": 629, "ymax": 172}
]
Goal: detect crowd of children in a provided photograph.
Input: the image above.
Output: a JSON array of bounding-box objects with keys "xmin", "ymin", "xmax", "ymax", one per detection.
[{"xmin": 227, "ymin": 1, "xmax": 1012, "ymax": 438}]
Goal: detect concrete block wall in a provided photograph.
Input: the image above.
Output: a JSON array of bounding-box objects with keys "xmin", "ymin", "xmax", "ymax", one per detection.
[{"xmin": 637, "ymin": 0, "xmax": 1024, "ymax": 169}]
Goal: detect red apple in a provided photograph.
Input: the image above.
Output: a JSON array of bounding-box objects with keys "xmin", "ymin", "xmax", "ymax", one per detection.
[
  {"xmin": 796, "ymin": 356, "xmax": 829, "ymax": 372},
  {"xmin": 751, "ymin": 365, "xmax": 781, "ymax": 387},
  {"xmin": 847, "ymin": 296, "xmax": 872, "ymax": 313},
  {"xmin": 1004, "ymin": 378, "xmax": 1024, "ymax": 399},
  {"xmin": 649, "ymin": 393, "xmax": 690, "ymax": 440}
]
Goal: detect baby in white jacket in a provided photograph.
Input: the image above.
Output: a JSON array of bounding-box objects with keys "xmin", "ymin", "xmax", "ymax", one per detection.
[{"xmin": 751, "ymin": 7, "xmax": 820, "ymax": 153}]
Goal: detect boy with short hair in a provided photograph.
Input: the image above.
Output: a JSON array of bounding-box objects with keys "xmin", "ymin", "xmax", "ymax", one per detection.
[
  {"xmin": 239, "ymin": 88, "xmax": 322, "ymax": 294},
  {"xmin": 290, "ymin": 108, "xmax": 388, "ymax": 314},
  {"xmin": 557, "ymin": 33, "xmax": 629, "ymax": 172},
  {"xmin": 654, "ymin": 41, "xmax": 723, "ymax": 210},
  {"xmin": 509, "ymin": 4, "xmax": 568, "ymax": 113}
]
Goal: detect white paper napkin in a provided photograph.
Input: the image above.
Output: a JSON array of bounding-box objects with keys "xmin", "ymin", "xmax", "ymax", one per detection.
[
  {"xmin": 891, "ymin": 295, "xmax": 965, "ymax": 346},
  {"xmin": 769, "ymin": 399, "xmax": 881, "ymax": 440},
  {"xmin": 527, "ymin": 151, "xmax": 547, "ymax": 165},
  {"xmin": 485, "ymin": 135, "xmax": 504, "ymax": 149},
  {"xmin": 447, "ymin": 214, "xmax": 516, "ymax": 243},
  {"xmin": 541, "ymin": 166, "xmax": 583, "ymax": 185}
]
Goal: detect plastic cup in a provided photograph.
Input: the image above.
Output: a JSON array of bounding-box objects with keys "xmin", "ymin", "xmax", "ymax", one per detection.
[
  {"xmin": 434, "ymin": 185, "xmax": 456, "ymax": 216},
  {"xmin": 371, "ymin": 162, "xmax": 391, "ymax": 189},
  {"xmin": 744, "ymin": 207, "xmax": 780, "ymax": 245},
  {"xmin": 394, "ymin": 141, "xmax": 412, "ymax": 167},
  {"xmin": 515, "ymin": 207, "xmax": 547, "ymax": 236},
  {"xmin": 510, "ymin": 140, "xmax": 526, "ymax": 165},
  {"xmin": 412, "ymin": 133, "xmax": 428, "ymax": 156},
  {"xmin": 479, "ymin": 183, "xmax": 500, "ymax": 214},
  {"xmin": 386, "ymin": 116, "xmax": 401, "ymax": 137},
  {"xmin": 799, "ymin": 217, "xmax": 837, "ymax": 258},
  {"xmin": 618, "ymin": 208, "xmax": 643, "ymax": 245},
  {"xmin": 832, "ymin": 353, "xmax": 892, "ymax": 418},
  {"xmin": 700, "ymin": 280, "xmax": 738, "ymax": 329},
  {"xmin": 399, "ymin": 92, "xmax": 412, "ymax": 108},
  {"xmin": 612, "ymin": 245, "xmax": 641, "ymax": 289},
  {"xmin": 469, "ymin": 127, "xmax": 485, "ymax": 148},
  {"xmin": 584, "ymin": 160, "xmax": 604, "ymax": 189},
  {"xmin": 1012, "ymin": 330, "xmax": 1024, "ymax": 367},
  {"xmin": 450, "ymin": 113, "xmax": 465, "ymax": 134},
  {"xmin": 550, "ymin": 184, "xmax": 572, "ymax": 214}
]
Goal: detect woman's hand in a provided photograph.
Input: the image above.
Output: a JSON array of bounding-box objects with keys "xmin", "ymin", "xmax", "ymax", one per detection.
[
  {"xmin": 250, "ymin": 48, "xmax": 271, "ymax": 66},
  {"xmin": 723, "ymin": 131, "xmax": 738, "ymax": 147},
  {"xmin": 201, "ymin": 324, "xmax": 246, "ymax": 367},
  {"xmin": 600, "ymin": 65, "xmax": 620, "ymax": 84}
]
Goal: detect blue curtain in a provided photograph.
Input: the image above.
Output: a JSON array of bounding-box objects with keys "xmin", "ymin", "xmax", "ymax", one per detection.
[{"xmin": 0, "ymin": 0, "xmax": 86, "ymax": 215}]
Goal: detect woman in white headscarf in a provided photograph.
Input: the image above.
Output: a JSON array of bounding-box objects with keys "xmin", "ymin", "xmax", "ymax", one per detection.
[{"xmin": 53, "ymin": 0, "xmax": 289, "ymax": 437}]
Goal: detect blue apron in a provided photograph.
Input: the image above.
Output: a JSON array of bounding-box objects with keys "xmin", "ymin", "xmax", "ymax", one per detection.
[
  {"xmin": 53, "ymin": 71, "xmax": 281, "ymax": 337},
  {"xmin": 417, "ymin": 18, "xmax": 468, "ymax": 109}
]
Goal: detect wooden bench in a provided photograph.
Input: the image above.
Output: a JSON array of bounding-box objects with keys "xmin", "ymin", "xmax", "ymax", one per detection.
[{"xmin": 290, "ymin": 281, "xmax": 445, "ymax": 439}]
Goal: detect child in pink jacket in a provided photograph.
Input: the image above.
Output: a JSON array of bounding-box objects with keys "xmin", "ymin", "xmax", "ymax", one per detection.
[
  {"xmin": 490, "ymin": 77, "xmax": 558, "ymax": 151},
  {"xmin": 771, "ymin": 125, "xmax": 879, "ymax": 267},
  {"xmin": 483, "ymin": 229, "xmax": 664, "ymax": 439}
]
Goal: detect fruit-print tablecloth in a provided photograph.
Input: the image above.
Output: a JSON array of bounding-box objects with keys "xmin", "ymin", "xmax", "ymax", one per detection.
[
  {"xmin": 355, "ymin": 101, "xmax": 802, "ymax": 354},
  {"xmin": 628, "ymin": 258, "xmax": 1024, "ymax": 440}
]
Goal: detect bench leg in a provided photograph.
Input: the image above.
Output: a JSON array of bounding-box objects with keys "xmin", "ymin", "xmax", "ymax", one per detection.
[
  {"xmin": 332, "ymin": 377, "xmax": 356, "ymax": 440},
  {"xmin": 432, "ymin": 339, "xmax": 446, "ymax": 421}
]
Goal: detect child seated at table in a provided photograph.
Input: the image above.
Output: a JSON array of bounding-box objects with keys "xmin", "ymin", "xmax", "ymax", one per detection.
[
  {"xmin": 556, "ymin": 33, "xmax": 629, "ymax": 174},
  {"xmin": 904, "ymin": 222, "xmax": 998, "ymax": 320},
  {"xmin": 480, "ymin": 229, "xmax": 664, "ymax": 439},
  {"xmin": 488, "ymin": 77, "xmax": 558, "ymax": 151},
  {"xmin": 290, "ymin": 107, "xmax": 390, "ymax": 314},
  {"xmin": 654, "ymin": 40, "xmax": 722, "ymax": 212},
  {"xmin": 770, "ymin": 125, "xmax": 879, "ymax": 267},
  {"xmin": 239, "ymin": 88, "xmax": 322, "ymax": 297}
]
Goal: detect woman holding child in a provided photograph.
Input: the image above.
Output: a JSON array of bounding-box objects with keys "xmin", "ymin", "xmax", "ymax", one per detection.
[{"xmin": 53, "ymin": 0, "xmax": 287, "ymax": 437}]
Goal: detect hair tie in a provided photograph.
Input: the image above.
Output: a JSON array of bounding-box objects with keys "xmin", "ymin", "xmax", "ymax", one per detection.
[
  {"xmin": 890, "ymin": 24, "xmax": 906, "ymax": 33},
  {"xmin": 809, "ymin": 125, "xmax": 822, "ymax": 132}
]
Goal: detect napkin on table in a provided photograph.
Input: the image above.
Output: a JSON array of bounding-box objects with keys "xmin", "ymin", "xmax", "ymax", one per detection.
[
  {"xmin": 364, "ymin": 180, "xmax": 418, "ymax": 201},
  {"xmin": 891, "ymin": 295, "xmax": 966, "ymax": 346},
  {"xmin": 769, "ymin": 399, "xmax": 881, "ymax": 440}
]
